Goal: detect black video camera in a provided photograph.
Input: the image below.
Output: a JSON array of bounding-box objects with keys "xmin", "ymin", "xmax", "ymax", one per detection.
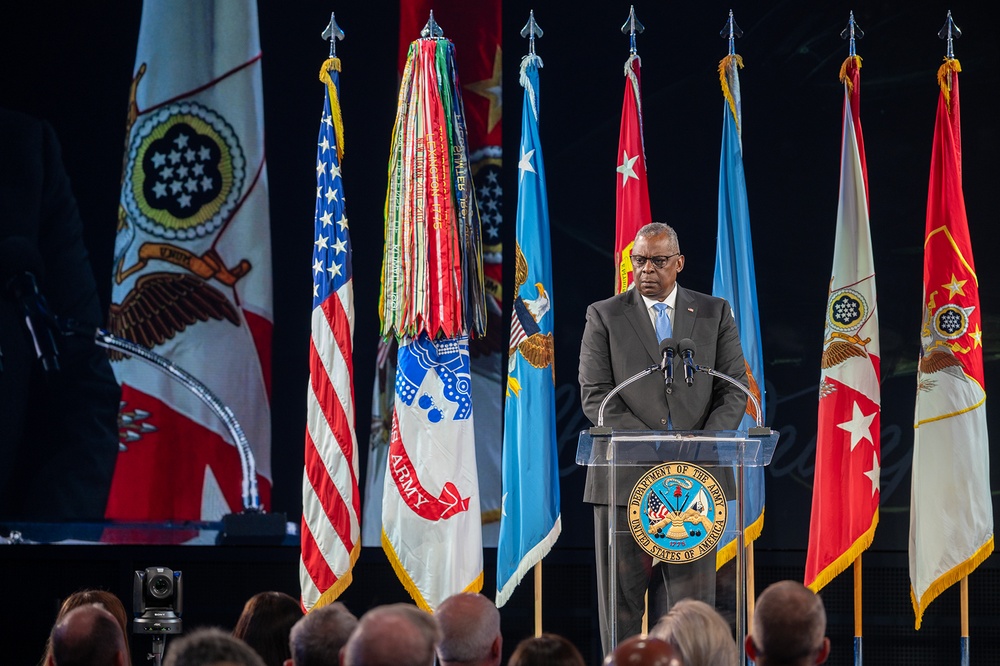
[{"xmin": 133, "ymin": 567, "xmax": 183, "ymax": 635}]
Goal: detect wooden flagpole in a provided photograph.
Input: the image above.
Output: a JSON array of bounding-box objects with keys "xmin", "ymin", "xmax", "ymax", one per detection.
[{"xmin": 534, "ymin": 562, "xmax": 543, "ymax": 637}]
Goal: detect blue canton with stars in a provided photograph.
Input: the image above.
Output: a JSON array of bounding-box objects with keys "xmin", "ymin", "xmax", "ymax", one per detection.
[{"xmin": 313, "ymin": 78, "xmax": 352, "ymax": 307}]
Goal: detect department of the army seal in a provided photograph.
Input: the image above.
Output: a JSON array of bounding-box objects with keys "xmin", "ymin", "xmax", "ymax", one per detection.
[{"xmin": 627, "ymin": 462, "xmax": 728, "ymax": 564}]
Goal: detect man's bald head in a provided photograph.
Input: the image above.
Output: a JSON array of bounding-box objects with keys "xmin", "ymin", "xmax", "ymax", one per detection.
[
  {"xmin": 342, "ymin": 603, "xmax": 439, "ymax": 666},
  {"xmin": 48, "ymin": 604, "xmax": 127, "ymax": 666},
  {"xmin": 435, "ymin": 593, "xmax": 501, "ymax": 666},
  {"xmin": 748, "ymin": 581, "xmax": 830, "ymax": 665}
]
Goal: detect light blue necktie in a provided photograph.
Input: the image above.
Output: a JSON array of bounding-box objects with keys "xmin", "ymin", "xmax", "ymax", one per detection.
[{"xmin": 653, "ymin": 302, "xmax": 672, "ymax": 342}]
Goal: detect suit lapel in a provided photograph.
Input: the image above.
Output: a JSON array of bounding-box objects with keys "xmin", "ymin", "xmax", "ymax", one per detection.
[
  {"xmin": 623, "ymin": 289, "xmax": 662, "ymax": 363},
  {"xmin": 673, "ymin": 286, "xmax": 697, "ymax": 341}
]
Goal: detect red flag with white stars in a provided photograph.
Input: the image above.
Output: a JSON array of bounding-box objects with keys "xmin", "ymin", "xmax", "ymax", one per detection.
[
  {"xmin": 614, "ymin": 55, "xmax": 652, "ymax": 294},
  {"xmin": 805, "ymin": 56, "xmax": 881, "ymax": 592}
]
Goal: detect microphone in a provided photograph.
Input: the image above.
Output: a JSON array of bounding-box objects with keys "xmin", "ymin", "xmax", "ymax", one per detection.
[
  {"xmin": 658, "ymin": 337, "xmax": 676, "ymax": 393},
  {"xmin": 1, "ymin": 236, "xmax": 60, "ymax": 373},
  {"xmin": 678, "ymin": 338, "xmax": 697, "ymax": 386}
]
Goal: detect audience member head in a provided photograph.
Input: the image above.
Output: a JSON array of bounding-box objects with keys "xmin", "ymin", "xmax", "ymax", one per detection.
[
  {"xmin": 232, "ymin": 591, "xmax": 304, "ymax": 666},
  {"xmin": 602, "ymin": 635, "xmax": 681, "ymax": 666},
  {"xmin": 434, "ymin": 593, "xmax": 502, "ymax": 666},
  {"xmin": 47, "ymin": 603, "xmax": 128, "ymax": 666},
  {"xmin": 41, "ymin": 589, "xmax": 132, "ymax": 666},
  {"xmin": 163, "ymin": 627, "xmax": 266, "ymax": 666},
  {"xmin": 507, "ymin": 633, "xmax": 585, "ymax": 666},
  {"xmin": 341, "ymin": 603, "xmax": 439, "ymax": 666},
  {"xmin": 650, "ymin": 599, "xmax": 737, "ymax": 666},
  {"xmin": 746, "ymin": 581, "xmax": 830, "ymax": 665},
  {"xmin": 287, "ymin": 601, "xmax": 358, "ymax": 666}
]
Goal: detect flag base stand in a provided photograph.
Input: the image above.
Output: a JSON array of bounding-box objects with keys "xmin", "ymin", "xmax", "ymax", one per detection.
[{"xmin": 217, "ymin": 510, "xmax": 288, "ymax": 545}]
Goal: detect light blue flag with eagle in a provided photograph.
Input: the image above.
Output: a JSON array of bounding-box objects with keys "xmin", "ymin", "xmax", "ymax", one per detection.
[
  {"xmin": 496, "ymin": 54, "xmax": 561, "ymax": 607},
  {"xmin": 713, "ymin": 53, "xmax": 766, "ymax": 569}
]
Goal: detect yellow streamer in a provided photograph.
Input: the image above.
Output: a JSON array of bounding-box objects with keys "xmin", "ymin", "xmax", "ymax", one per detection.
[
  {"xmin": 838, "ymin": 55, "xmax": 863, "ymax": 92},
  {"xmin": 319, "ymin": 57, "xmax": 345, "ymax": 161},
  {"xmin": 718, "ymin": 54, "xmax": 744, "ymax": 130},
  {"xmin": 936, "ymin": 58, "xmax": 962, "ymax": 113}
]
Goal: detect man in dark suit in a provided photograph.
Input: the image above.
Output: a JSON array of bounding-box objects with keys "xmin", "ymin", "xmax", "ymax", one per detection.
[
  {"xmin": 579, "ymin": 222, "xmax": 747, "ymax": 652},
  {"xmin": 0, "ymin": 108, "xmax": 120, "ymax": 522}
]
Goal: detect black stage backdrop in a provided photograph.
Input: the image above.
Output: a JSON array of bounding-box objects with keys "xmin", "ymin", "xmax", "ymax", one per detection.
[{"xmin": 3, "ymin": 1, "xmax": 1000, "ymax": 664}]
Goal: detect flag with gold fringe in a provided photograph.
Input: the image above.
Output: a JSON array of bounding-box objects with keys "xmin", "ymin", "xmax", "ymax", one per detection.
[
  {"xmin": 909, "ymin": 56, "xmax": 993, "ymax": 629},
  {"xmin": 379, "ymin": 31, "xmax": 486, "ymax": 611},
  {"xmin": 364, "ymin": 0, "xmax": 504, "ymax": 548},
  {"xmin": 299, "ymin": 52, "xmax": 360, "ymax": 612},
  {"xmin": 712, "ymin": 51, "xmax": 766, "ymax": 569},
  {"xmin": 496, "ymin": 52, "xmax": 561, "ymax": 607},
  {"xmin": 613, "ymin": 53, "xmax": 652, "ymax": 294},
  {"xmin": 805, "ymin": 54, "xmax": 881, "ymax": 592}
]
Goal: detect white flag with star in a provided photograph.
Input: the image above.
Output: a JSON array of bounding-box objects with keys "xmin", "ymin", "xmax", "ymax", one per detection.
[{"xmin": 805, "ymin": 55, "xmax": 880, "ymax": 592}]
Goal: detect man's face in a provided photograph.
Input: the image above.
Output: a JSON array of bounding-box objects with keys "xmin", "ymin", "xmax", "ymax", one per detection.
[{"xmin": 632, "ymin": 233, "xmax": 684, "ymax": 300}]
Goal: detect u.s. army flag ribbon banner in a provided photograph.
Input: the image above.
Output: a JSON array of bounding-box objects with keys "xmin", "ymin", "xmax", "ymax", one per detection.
[{"xmin": 379, "ymin": 32, "xmax": 487, "ymax": 611}]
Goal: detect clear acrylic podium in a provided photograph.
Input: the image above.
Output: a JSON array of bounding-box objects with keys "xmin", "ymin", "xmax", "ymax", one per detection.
[{"xmin": 577, "ymin": 428, "xmax": 778, "ymax": 655}]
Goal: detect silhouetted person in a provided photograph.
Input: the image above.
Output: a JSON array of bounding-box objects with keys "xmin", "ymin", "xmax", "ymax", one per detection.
[
  {"xmin": 603, "ymin": 635, "xmax": 681, "ymax": 666},
  {"xmin": 0, "ymin": 108, "xmax": 120, "ymax": 522},
  {"xmin": 341, "ymin": 603, "xmax": 438, "ymax": 666},
  {"xmin": 233, "ymin": 591, "xmax": 303, "ymax": 666},
  {"xmin": 435, "ymin": 593, "xmax": 501, "ymax": 666},
  {"xmin": 650, "ymin": 599, "xmax": 737, "ymax": 666},
  {"xmin": 745, "ymin": 581, "xmax": 830, "ymax": 666},
  {"xmin": 163, "ymin": 628, "xmax": 266, "ymax": 666},
  {"xmin": 287, "ymin": 602, "xmax": 358, "ymax": 666},
  {"xmin": 47, "ymin": 604, "xmax": 127, "ymax": 666}
]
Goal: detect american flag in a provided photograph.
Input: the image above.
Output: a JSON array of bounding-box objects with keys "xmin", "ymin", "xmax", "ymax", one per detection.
[
  {"xmin": 300, "ymin": 59, "xmax": 360, "ymax": 611},
  {"xmin": 646, "ymin": 491, "xmax": 671, "ymax": 521}
]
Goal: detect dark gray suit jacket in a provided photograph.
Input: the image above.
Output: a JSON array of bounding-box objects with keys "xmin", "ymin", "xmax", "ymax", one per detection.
[{"xmin": 579, "ymin": 285, "xmax": 747, "ymax": 504}]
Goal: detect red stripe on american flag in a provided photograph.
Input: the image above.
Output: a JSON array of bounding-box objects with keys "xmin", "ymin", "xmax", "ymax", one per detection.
[
  {"xmin": 321, "ymin": 289, "xmax": 355, "ymax": 419},
  {"xmin": 304, "ymin": 286, "xmax": 358, "ymax": 544},
  {"xmin": 303, "ymin": 424, "xmax": 356, "ymax": 554}
]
